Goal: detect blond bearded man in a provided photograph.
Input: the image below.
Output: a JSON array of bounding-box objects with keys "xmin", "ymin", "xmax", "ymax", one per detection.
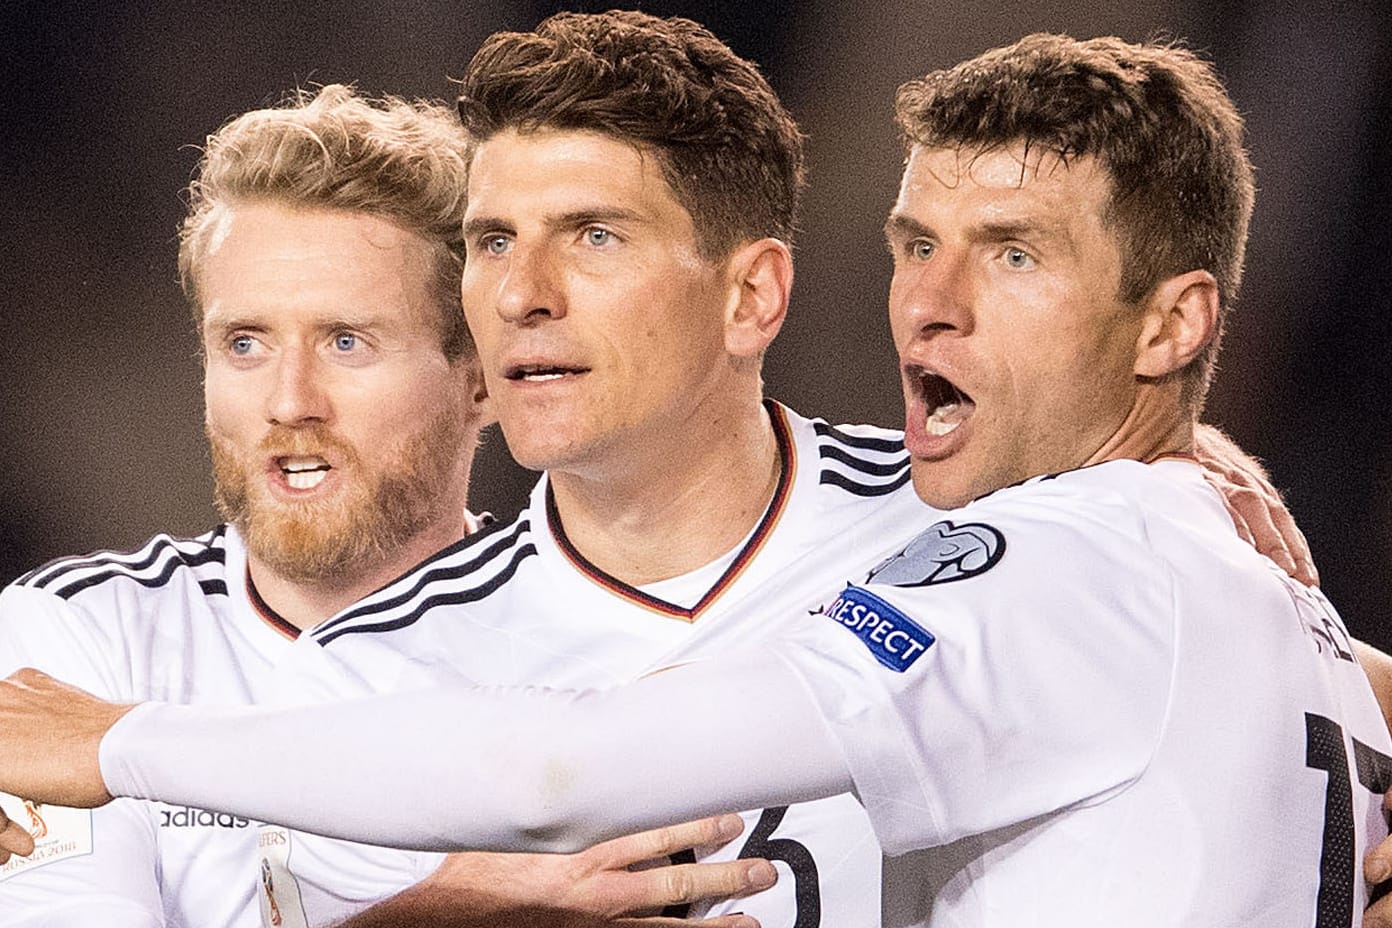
[{"xmin": 0, "ymin": 85, "xmax": 766, "ymax": 928}]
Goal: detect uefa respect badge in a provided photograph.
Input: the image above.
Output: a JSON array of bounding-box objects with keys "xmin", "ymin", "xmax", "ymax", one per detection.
[{"xmin": 821, "ymin": 585, "xmax": 934, "ymax": 672}]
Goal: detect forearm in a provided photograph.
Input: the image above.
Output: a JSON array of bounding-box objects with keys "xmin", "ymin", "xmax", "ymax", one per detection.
[
  {"xmin": 336, "ymin": 881, "xmax": 489, "ymax": 928},
  {"xmin": 101, "ymin": 655, "xmax": 851, "ymax": 851}
]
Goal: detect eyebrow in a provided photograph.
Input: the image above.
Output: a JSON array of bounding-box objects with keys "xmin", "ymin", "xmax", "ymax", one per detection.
[
  {"xmin": 974, "ymin": 219, "xmax": 1067, "ymax": 244},
  {"xmin": 883, "ymin": 213, "xmax": 929, "ymax": 241},
  {"xmin": 201, "ymin": 310, "xmax": 383, "ymax": 336},
  {"xmin": 551, "ymin": 207, "xmax": 646, "ymax": 228},
  {"xmin": 464, "ymin": 207, "xmax": 647, "ymax": 240},
  {"xmin": 462, "ymin": 215, "xmax": 512, "ymax": 240},
  {"xmin": 883, "ymin": 212, "xmax": 1071, "ymax": 249}
]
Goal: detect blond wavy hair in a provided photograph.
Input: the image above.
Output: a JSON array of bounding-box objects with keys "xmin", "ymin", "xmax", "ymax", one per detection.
[{"xmin": 178, "ymin": 84, "xmax": 473, "ymax": 358}]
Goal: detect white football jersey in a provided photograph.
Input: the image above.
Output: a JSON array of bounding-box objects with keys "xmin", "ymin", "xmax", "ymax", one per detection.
[
  {"xmin": 0, "ymin": 527, "xmax": 441, "ymax": 927},
  {"xmin": 269, "ymin": 402, "xmax": 928, "ymax": 927},
  {"xmin": 774, "ymin": 459, "xmax": 1391, "ymax": 927}
]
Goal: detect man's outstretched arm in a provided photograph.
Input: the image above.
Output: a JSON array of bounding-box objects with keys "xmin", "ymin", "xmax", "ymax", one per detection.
[{"xmin": 0, "ymin": 657, "xmax": 851, "ymax": 853}]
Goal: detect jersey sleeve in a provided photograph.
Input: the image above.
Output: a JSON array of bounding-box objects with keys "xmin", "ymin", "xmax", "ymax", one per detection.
[
  {"xmin": 771, "ymin": 494, "xmax": 1178, "ymax": 855},
  {"xmin": 0, "ymin": 585, "xmax": 133, "ymax": 697},
  {"xmin": 0, "ymin": 584, "xmax": 165, "ymax": 925},
  {"xmin": 95, "ymin": 483, "xmax": 1174, "ymax": 859},
  {"xmin": 101, "ymin": 653, "xmax": 854, "ymax": 853}
]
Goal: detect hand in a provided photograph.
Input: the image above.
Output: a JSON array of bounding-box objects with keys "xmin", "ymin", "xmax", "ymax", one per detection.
[
  {"xmin": 342, "ymin": 813, "xmax": 775, "ymax": 927},
  {"xmin": 0, "ymin": 803, "xmax": 36, "ymax": 862},
  {"xmin": 1365, "ymin": 792, "xmax": 1392, "ymax": 926},
  {"xmin": 0, "ymin": 668, "xmax": 130, "ymax": 808},
  {"xmin": 1192, "ymin": 423, "xmax": 1318, "ymax": 586}
]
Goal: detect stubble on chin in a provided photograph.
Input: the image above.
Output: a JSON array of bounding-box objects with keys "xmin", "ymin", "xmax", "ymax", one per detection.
[{"xmin": 207, "ymin": 412, "xmax": 469, "ymax": 584}]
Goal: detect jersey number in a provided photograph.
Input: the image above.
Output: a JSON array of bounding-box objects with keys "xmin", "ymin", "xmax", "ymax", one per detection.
[
  {"xmin": 663, "ymin": 806, "xmax": 821, "ymax": 925},
  {"xmin": 1306, "ymin": 712, "xmax": 1392, "ymax": 926}
]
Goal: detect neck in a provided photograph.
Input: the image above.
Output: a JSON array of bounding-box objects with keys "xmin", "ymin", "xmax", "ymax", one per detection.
[
  {"xmin": 1086, "ymin": 381, "xmax": 1195, "ymax": 466},
  {"xmin": 245, "ymin": 509, "xmax": 473, "ymax": 632},
  {"xmin": 548, "ymin": 399, "xmax": 781, "ymax": 586}
]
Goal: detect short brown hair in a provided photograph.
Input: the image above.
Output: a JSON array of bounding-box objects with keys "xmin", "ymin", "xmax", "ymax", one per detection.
[
  {"xmin": 456, "ymin": 10, "xmax": 805, "ymax": 259},
  {"xmin": 896, "ymin": 34, "xmax": 1255, "ymax": 412},
  {"xmin": 179, "ymin": 84, "xmax": 473, "ymax": 359}
]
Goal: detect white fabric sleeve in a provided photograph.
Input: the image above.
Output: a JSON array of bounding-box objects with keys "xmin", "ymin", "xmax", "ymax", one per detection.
[
  {"xmin": 769, "ymin": 477, "xmax": 1178, "ymax": 856},
  {"xmin": 0, "ymin": 586, "xmax": 165, "ymax": 926},
  {"xmin": 101, "ymin": 653, "xmax": 853, "ymax": 852}
]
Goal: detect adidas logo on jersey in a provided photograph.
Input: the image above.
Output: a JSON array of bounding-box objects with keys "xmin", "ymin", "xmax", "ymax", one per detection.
[{"xmin": 159, "ymin": 805, "xmax": 252, "ymax": 829}]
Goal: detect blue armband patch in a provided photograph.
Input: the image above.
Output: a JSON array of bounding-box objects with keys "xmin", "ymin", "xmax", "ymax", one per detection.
[{"xmin": 822, "ymin": 585, "xmax": 934, "ymax": 672}]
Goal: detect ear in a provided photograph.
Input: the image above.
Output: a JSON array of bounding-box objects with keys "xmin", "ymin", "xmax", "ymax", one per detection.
[
  {"xmin": 722, "ymin": 238, "xmax": 792, "ymax": 358},
  {"xmin": 455, "ymin": 351, "xmax": 496, "ymax": 428},
  {"xmin": 1134, "ymin": 269, "xmax": 1219, "ymax": 378}
]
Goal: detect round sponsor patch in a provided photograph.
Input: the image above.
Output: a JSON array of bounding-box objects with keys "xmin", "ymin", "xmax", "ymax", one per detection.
[{"xmin": 867, "ymin": 520, "xmax": 1005, "ymax": 587}]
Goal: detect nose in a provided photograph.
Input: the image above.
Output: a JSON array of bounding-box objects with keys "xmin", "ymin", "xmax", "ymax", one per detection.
[
  {"xmin": 265, "ymin": 346, "xmax": 329, "ymax": 426},
  {"xmin": 891, "ymin": 250, "xmax": 976, "ymax": 342},
  {"xmin": 494, "ymin": 243, "xmax": 565, "ymax": 326}
]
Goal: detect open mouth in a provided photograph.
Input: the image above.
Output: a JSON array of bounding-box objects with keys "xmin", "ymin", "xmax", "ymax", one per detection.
[
  {"xmin": 278, "ymin": 455, "xmax": 331, "ymax": 490},
  {"xmin": 505, "ymin": 363, "xmax": 590, "ymax": 383},
  {"xmin": 915, "ymin": 368, "xmax": 974, "ymax": 437}
]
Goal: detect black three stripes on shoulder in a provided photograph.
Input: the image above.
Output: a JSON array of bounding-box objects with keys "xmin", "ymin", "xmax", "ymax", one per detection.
[
  {"xmin": 18, "ymin": 527, "xmax": 230, "ymax": 600},
  {"xmin": 813, "ymin": 420, "xmax": 911, "ymax": 497},
  {"xmin": 313, "ymin": 515, "xmax": 537, "ymax": 646}
]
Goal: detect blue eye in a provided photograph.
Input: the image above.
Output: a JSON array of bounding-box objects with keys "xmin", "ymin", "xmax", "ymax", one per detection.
[
  {"xmin": 333, "ymin": 333, "xmax": 358, "ymax": 351},
  {"xmin": 585, "ymin": 227, "xmax": 613, "ymax": 246},
  {"xmin": 483, "ymin": 235, "xmax": 510, "ymax": 255},
  {"xmin": 1004, "ymin": 247, "xmax": 1034, "ymax": 269},
  {"xmin": 230, "ymin": 335, "xmax": 254, "ymax": 355}
]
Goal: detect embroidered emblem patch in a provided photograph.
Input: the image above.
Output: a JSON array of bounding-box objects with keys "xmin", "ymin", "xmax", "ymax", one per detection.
[
  {"xmin": 867, "ymin": 520, "xmax": 1005, "ymax": 587},
  {"xmin": 0, "ymin": 792, "xmax": 93, "ymax": 881},
  {"xmin": 823, "ymin": 585, "xmax": 934, "ymax": 672},
  {"xmin": 258, "ymin": 825, "xmax": 311, "ymax": 928}
]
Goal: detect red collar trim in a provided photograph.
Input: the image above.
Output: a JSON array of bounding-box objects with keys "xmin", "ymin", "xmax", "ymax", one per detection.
[
  {"xmin": 547, "ymin": 401, "xmax": 796, "ymax": 623},
  {"xmin": 245, "ymin": 570, "xmax": 302, "ymax": 641}
]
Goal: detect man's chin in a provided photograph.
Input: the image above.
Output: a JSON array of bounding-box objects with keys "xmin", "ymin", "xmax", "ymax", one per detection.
[
  {"xmin": 909, "ymin": 457, "xmax": 992, "ymax": 511},
  {"xmin": 239, "ymin": 506, "xmax": 377, "ymax": 583},
  {"xmin": 245, "ymin": 533, "xmax": 355, "ymax": 583}
]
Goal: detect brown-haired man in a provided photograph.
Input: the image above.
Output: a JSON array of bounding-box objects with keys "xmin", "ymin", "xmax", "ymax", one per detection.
[
  {"xmin": 2, "ymin": 26, "xmax": 1386, "ymax": 928},
  {"xmin": 239, "ymin": 11, "xmax": 900, "ymax": 926}
]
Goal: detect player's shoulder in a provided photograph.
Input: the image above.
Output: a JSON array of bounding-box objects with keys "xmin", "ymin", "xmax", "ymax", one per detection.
[
  {"xmin": 310, "ymin": 508, "xmax": 538, "ymax": 647},
  {"xmin": 10, "ymin": 525, "xmax": 233, "ymax": 604},
  {"xmin": 860, "ymin": 460, "xmax": 1200, "ymax": 607},
  {"xmin": 779, "ymin": 403, "xmax": 911, "ymax": 502},
  {"xmin": 969, "ymin": 458, "xmax": 1217, "ymax": 542},
  {"xmin": 820, "ymin": 462, "xmax": 1192, "ymax": 681}
]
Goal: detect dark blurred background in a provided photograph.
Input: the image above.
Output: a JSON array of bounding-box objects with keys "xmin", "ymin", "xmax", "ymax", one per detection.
[{"xmin": 2, "ymin": 2, "xmax": 1388, "ymax": 646}]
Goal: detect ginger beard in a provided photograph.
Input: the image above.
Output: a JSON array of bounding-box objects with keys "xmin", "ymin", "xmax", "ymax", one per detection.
[{"xmin": 208, "ymin": 408, "xmax": 469, "ymax": 584}]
